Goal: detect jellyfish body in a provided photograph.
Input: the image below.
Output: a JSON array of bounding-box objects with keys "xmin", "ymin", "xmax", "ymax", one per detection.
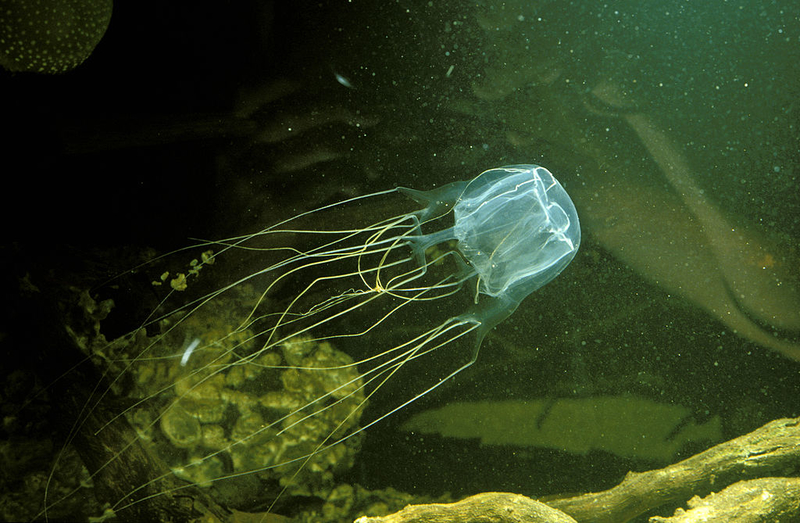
[
  {"xmin": 47, "ymin": 164, "xmax": 581, "ymax": 519},
  {"xmin": 402, "ymin": 164, "xmax": 581, "ymax": 348}
]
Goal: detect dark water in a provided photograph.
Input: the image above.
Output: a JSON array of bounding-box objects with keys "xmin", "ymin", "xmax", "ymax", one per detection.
[{"xmin": 2, "ymin": 1, "xmax": 798, "ymax": 522}]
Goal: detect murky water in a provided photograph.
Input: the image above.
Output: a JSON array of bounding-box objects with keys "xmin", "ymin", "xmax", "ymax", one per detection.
[{"xmin": 2, "ymin": 1, "xmax": 798, "ymax": 522}]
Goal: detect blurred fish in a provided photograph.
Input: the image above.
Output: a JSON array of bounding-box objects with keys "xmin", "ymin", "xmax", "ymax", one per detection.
[
  {"xmin": 581, "ymin": 79, "xmax": 800, "ymax": 360},
  {"xmin": 403, "ymin": 396, "xmax": 722, "ymax": 463},
  {"xmin": 581, "ymin": 179, "xmax": 800, "ymax": 361},
  {"xmin": 333, "ymin": 69, "xmax": 357, "ymax": 90}
]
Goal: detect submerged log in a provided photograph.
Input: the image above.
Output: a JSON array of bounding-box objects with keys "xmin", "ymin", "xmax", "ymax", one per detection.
[
  {"xmin": 353, "ymin": 418, "xmax": 800, "ymax": 523},
  {"xmin": 353, "ymin": 492, "xmax": 577, "ymax": 523},
  {"xmin": 650, "ymin": 477, "xmax": 800, "ymax": 522},
  {"xmin": 547, "ymin": 417, "xmax": 800, "ymax": 522}
]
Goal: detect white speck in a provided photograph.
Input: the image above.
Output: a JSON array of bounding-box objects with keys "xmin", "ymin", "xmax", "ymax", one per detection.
[
  {"xmin": 333, "ymin": 71, "xmax": 356, "ymax": 89},
  {"xmin": 180, "ymin": 338, "xmax": 201, "ymax": 366}
]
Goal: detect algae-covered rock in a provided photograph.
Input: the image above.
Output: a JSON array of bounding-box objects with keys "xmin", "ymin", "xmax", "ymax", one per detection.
[{"xmin": 122, "ymin": 284, "xmax": 367, "ymax": 504}]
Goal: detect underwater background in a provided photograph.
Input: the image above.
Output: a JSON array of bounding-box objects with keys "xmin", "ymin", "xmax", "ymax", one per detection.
[{"xmin": 1, "ymin": 1, "xmax": 799, "ymax": 521}]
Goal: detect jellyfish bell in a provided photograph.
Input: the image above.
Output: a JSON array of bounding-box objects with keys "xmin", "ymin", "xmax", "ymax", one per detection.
[
  {"xmin": 46, "ymin": 164, "xmax": 580, "ymax": 519},
  {"xmin": 401, "ymin": 164, "xmax": 581, "ymax": 347}
]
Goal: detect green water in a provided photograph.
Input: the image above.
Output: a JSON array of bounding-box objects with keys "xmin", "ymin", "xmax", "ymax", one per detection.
[{"xmin": 3, "ymin": 2, "xmax": 798, "ymax": 522}]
